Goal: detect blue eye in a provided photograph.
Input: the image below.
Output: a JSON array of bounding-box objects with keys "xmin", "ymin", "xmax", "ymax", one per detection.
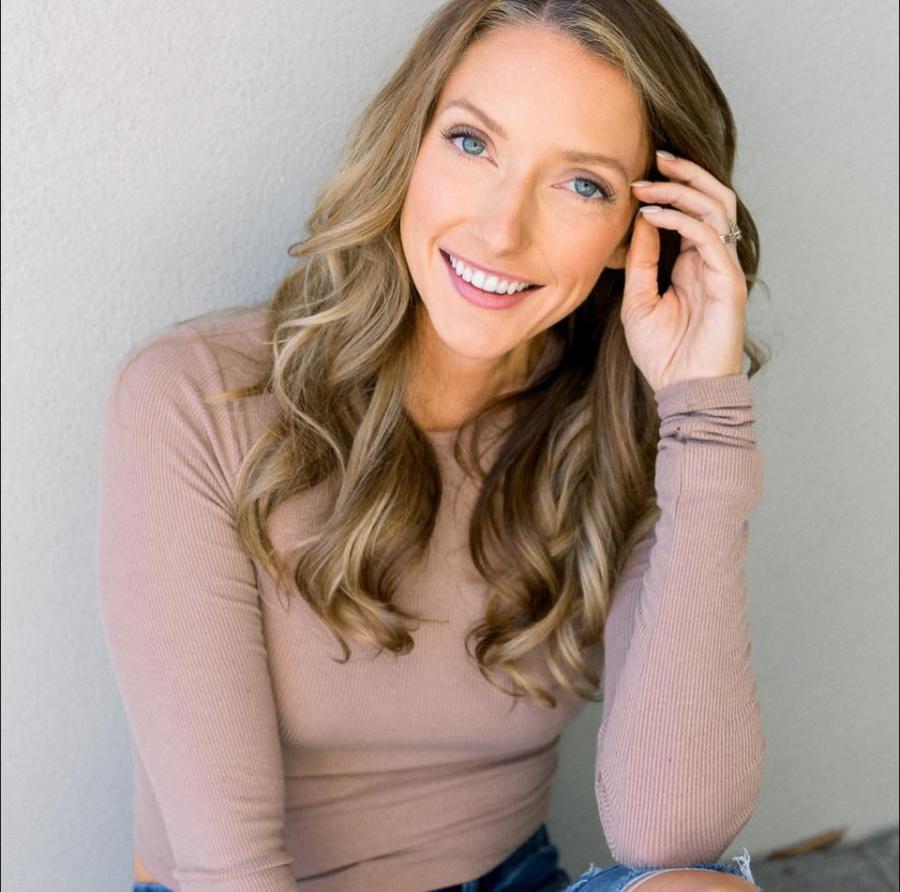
[
  {"xmin": 438, "ymin": 124, "xmax": 616, "ymax": 205},
  {"xmin": 442, "ymin": 126, "xmax": 488, "ymax": 158},
  {"xmin": 569, "ymin": 178, "xmax": 607, "ymax": 201}
]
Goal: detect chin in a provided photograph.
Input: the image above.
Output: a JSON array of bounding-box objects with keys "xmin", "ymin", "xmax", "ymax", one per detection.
[{"xmin": 424, "ymin": 304, "xmax": 524, "ymax": 361}]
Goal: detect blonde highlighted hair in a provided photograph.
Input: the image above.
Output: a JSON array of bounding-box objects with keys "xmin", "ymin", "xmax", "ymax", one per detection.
[{"xmin": 126, "ymin": 0, "xmax": 769, "ymax": 708}]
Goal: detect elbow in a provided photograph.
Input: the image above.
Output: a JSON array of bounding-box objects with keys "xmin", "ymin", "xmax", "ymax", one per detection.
[{"xmin": 599, "ymin": 757, "xmax": 765, "ymax": 870}]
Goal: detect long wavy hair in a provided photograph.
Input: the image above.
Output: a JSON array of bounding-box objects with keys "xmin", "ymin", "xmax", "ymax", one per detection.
[{"xmin": 128, "ymin": 0, "xmax": 769, "ymax": 709}]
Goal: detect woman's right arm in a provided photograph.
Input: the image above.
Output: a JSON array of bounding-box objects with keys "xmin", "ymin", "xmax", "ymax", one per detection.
[{"xmin": 96, "ymin": 331, "xmax": 298, "ymax": 892}]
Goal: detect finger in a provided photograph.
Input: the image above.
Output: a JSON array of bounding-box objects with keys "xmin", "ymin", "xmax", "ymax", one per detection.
[
  {"xmin": 633, "ymin": 181, "xmax": 741, "ymax": 270},
  {"xmin": 637, "ymin": 206, "xmax": 743, "ymax": 281},
  {"xmin": 631, "ymin": 180, "xmax": 727, "ymax": 227},
  {"xmin": 654, "ymin": 151, "xmax": 737, "ymax": 219},
  {"xmin": 621, "ymin": 212, "xmax": 661, "ymax": 315}
]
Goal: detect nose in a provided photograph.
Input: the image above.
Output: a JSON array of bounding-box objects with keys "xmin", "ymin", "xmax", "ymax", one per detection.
[{"xmin": 473, "ymin": 170, "xmax": 534, "ymax": 259}]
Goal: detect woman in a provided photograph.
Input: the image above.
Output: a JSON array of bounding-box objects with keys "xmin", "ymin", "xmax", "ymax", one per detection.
[{"xmin": 97, "ymin": 1, "xmax": 770, "ymax": 890}]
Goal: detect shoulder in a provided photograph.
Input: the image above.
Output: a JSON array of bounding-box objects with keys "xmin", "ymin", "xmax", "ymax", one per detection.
[
  {"xmin": 105, "ymin": 305, "xmax": 270, "ymax": 421},
  {"xmin": 110, "ymin": 304, "xmax": 269, "ymax": 396},
  {"xmin": 101, "ymin": 305, "xmax": 274, "ymax": 489}
]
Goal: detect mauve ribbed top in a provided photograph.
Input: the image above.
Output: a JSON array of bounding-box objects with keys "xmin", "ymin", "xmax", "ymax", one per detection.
[{"xmin": 96, "ymin": 307, "xmax": 766, "ymax": 892}]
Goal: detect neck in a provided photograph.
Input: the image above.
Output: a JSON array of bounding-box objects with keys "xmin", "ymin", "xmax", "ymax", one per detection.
[{"xmin": 405, "ymin": 314, "xmax": 547, "ymax": 432}]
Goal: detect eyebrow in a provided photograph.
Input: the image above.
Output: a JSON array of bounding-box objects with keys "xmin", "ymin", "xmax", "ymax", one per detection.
[{"xmin": 440, "ymin": 98, "xmax": 632, "ymax": 183}]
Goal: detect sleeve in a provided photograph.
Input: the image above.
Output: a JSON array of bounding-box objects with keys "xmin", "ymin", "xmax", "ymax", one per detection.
[
  {"xmin": 594, "ymin": 372, "xmax": 766, "ymax": 869},
  {"xmin": 95, "ymin": 332, "xmax": 299, "ymax": 892}
]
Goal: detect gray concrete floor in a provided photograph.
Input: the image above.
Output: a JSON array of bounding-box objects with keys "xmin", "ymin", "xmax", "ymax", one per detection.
[{"xmin": 748, "ymin": 825, "xmax": 898, "ymax": 891}]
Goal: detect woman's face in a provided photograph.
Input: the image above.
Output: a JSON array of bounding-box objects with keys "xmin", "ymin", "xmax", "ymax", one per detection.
[{"xmin": 400, "ymin": 23, "xmax": 650, "ymax": 368}]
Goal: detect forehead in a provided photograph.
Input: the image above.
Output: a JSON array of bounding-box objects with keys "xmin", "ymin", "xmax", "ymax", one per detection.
[{"xmin": 437, "ymin": 24, "xmax": 648, "ymax": 172}]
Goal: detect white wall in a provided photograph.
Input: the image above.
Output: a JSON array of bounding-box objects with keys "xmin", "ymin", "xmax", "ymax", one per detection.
[{"xmin": 1, "ymin": 1, "xmax": 896, "ymax": 889}]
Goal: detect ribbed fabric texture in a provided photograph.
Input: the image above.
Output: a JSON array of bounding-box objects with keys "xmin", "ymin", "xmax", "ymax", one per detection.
[{"xmin": 95, "ymin": 308, "xmax": 765, "ymax": 892}]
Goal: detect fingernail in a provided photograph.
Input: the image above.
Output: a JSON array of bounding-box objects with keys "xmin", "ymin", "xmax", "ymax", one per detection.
[
  {"xmin": 631, "ymin": 180, "xmax": 652, "ymax": 187},
  {"xmin": 655, "ymin": 150, "xmax": 676, "ymax": 160},
  {"xmin": 639, "ymin": 205, "xmax": 663, "ymax": 213}
]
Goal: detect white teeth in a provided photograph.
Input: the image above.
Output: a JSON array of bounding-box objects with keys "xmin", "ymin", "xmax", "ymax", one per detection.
[{"xmin": 448, "ymin": 253, "xmax": 532, "ymax": 294}]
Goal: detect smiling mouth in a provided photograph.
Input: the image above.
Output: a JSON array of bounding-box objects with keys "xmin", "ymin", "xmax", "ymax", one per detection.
[{"xmin": 439, "ymin": 249, "xmax": 543, "ymax": 293}]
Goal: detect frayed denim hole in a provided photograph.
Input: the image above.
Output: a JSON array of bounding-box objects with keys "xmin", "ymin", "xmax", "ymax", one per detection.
[
  {"xmin": 564, "ymin": 862, "xmax": 605, "ymax": 892},
  {"xmin": 687, "ymin": 848, "xmax": 757, "ymax": 885},
  {"xmin": 731, "ymin": 847, "xmax": 757, "ymax": 884}
]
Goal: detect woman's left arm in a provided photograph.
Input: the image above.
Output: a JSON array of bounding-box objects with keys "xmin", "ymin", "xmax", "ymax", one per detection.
[
  {"xmin": 597, "ymin": 151, "xmax": 767, "ymax": 868},
  {"xmin": 595, "ymin": 371, "xmax": 765, "ymax": 870}
]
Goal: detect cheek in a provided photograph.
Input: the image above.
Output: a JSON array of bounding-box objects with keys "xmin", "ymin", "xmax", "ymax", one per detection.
[
  {"xmin": 555, "ymin": 230, "xmax": 616, "ymax": 283},
  {"xmin": 404, "ymin": 143, "xmax": 458, "ymax": 224},
  {"xmin": 530, "ymin": 231, "xmax": 619, "ymax": 326},
  {"xmin": 400, "ymin": 161, "xmax": 439, "ymax": 274}
]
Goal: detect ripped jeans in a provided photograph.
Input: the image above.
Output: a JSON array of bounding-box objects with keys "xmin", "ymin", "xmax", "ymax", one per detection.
[{"xmin": 132, "ymin": 823, "xmax": 759, "ymax": 892}]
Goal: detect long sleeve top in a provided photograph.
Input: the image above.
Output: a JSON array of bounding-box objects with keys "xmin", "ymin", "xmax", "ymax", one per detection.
[{"xmin": 95, "ymin": 306, "xmax": 766, "ymax": 892}]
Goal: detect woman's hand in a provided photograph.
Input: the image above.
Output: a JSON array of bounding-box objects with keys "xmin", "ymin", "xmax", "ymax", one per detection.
[{"xmin": 621, "ymin": 150, "xmax": 748, "ymax": 393}]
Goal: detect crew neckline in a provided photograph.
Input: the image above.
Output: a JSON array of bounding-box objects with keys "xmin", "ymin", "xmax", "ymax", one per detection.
[{"xmin": 423, "ymin": 426, "xmax": 461, "ymax": 442}]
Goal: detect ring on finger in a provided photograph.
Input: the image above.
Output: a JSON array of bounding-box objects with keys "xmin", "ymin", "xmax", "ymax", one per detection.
[
  {"xmin": 719, "ymin": 219, "xmax": 742, "ymax": 245},
  {"xmin": 639, "ymin": 205, "xmax": 742, "ymax": 246}
]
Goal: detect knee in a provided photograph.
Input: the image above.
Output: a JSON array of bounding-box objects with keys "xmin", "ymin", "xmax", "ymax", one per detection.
[{"xmin": 630, "ymin": 871, "xmax": 760, "ymax": 891}]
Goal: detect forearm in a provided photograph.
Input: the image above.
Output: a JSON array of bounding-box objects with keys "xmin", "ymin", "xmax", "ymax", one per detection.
[{"xmin": 595, "ymin": 373, "xmax": 766, "ymax": 868}]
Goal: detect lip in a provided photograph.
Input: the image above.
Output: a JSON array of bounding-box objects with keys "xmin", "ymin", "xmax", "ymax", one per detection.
[
  {"xmin": 439, "ymin": 248, "xmax": 542, "ymax": 311},
  {"xmin": 439, "ymin": 247, "xmax": 541, "ymax": 287}
]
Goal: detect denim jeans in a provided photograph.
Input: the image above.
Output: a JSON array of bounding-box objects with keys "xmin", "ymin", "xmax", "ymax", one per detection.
[{"xmin": 132, "ymin": 823, "xmax": 758, "ymax": 892}]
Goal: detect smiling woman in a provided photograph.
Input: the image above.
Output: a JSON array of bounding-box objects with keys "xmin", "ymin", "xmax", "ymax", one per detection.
[
  {"xmin": 400, "ymin": 23, "xmax": 653, "ymax": 431},
  {"xmin": 95, "ymin": 2, "xmax": 771, "ymax": 892}
]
